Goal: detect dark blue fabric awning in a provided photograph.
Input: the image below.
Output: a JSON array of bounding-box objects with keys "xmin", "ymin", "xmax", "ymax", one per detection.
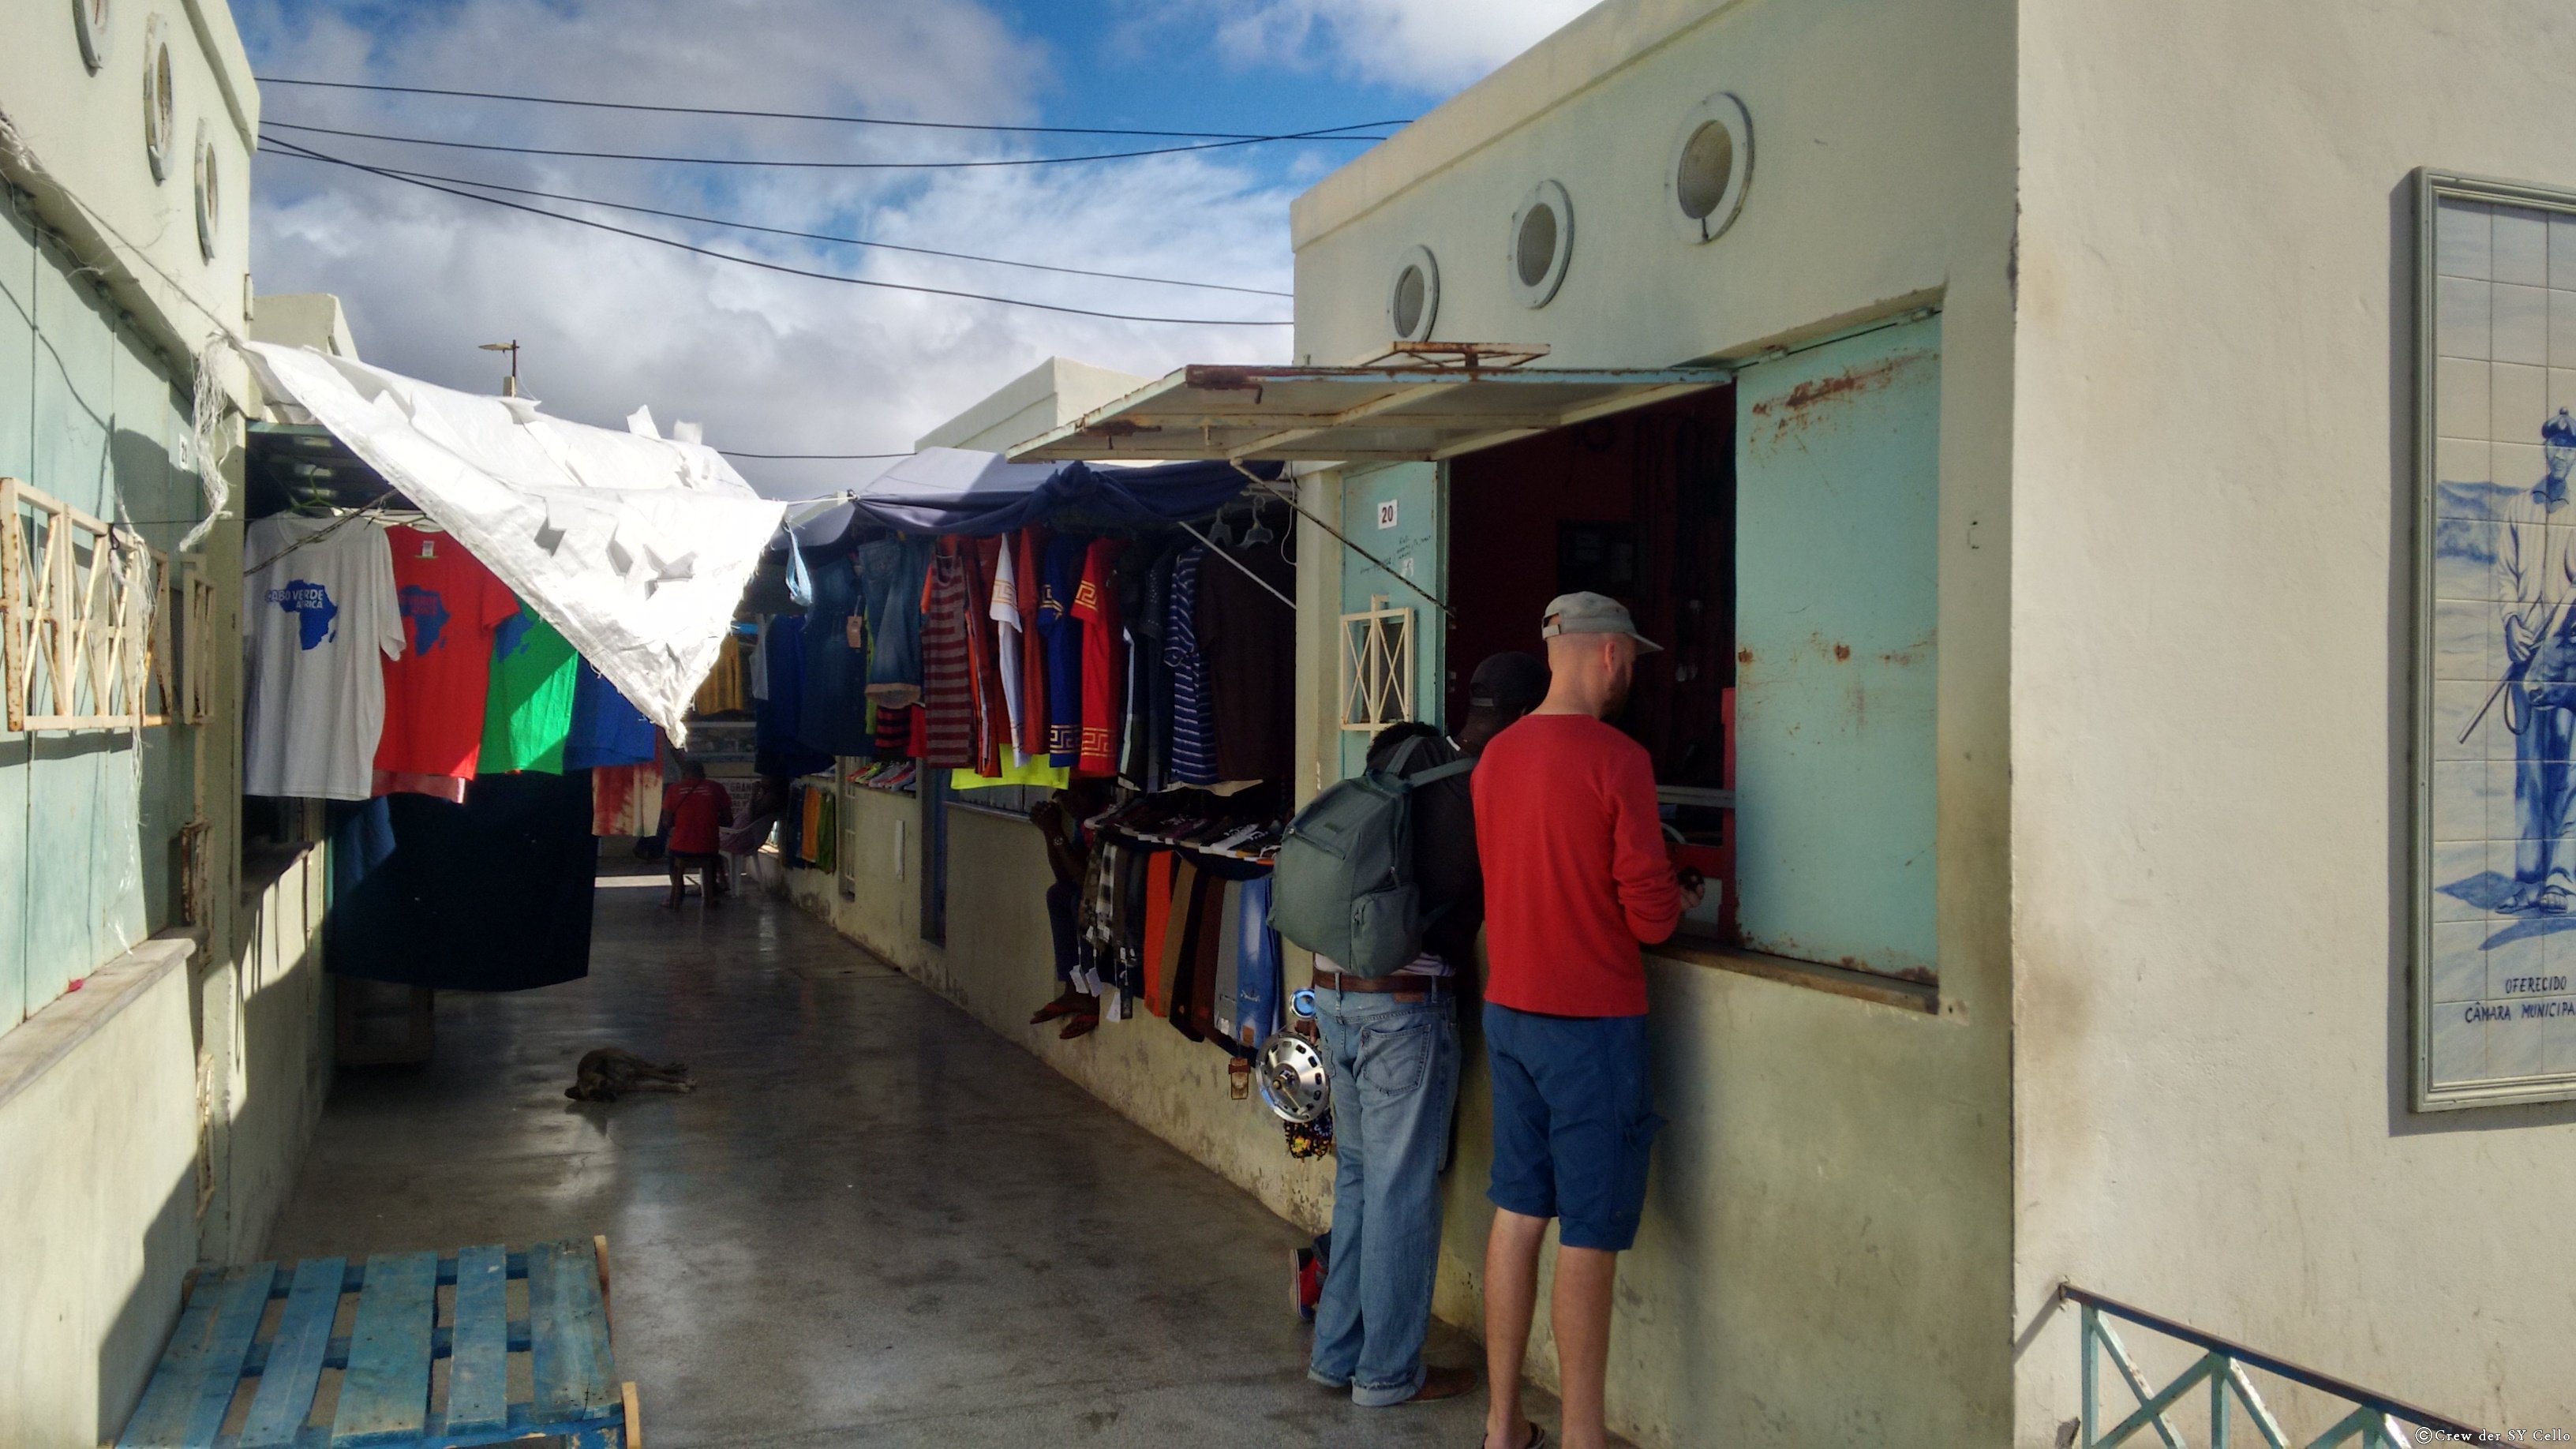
[{"xmin": 841, "ymin": 449, "xmax": 1281, "ymax": 537}]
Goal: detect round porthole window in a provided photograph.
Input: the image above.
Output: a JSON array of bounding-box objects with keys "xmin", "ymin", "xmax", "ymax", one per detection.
[
  {"xmin": 1665, "ymin": 92, "xmax": 1753, "ymax": 244},
  {"xmin": 1387, "ymin": 245, "xmax": 1440, "ymax": 343},
  {"xmin": 193, "ymin": 122, "xmax": 219, "ymax": 262},
  {"xmin": 142, "ymin": 14, "xmax": 174, "ymax": 182},
  {"xmin": 1509, "ymin": 179, "xmax": 1572, "ymax": 309},
  {"xmin": 74, "ymin": 0, "xmax": 113, "ymax": 73}
]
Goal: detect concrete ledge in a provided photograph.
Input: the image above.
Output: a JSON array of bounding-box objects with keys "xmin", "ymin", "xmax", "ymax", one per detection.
[
  {"xmin": 0, "ymin": 934, "xmax": 197, "ymax": 1113},
  {"xmin": 1648, "ymin": 938, "xmax": 1938, "ymax": 1014}
]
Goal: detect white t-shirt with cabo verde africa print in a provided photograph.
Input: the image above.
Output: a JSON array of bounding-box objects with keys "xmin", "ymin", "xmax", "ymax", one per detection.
[{"xmin": 242, "ymin": 515, "xmax": 405, "ymax": 800}]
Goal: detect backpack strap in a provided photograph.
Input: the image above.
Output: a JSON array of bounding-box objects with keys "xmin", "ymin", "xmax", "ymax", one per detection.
[
  {"xmin": 1382, "ymin": 734, "xmax": 1433, "ymax": 777},
  {"xmin": 1410, "ymin": 756, "xmax": 1475, "ymax": 786},
  {"xmin": 1382, "ymin": 733, "xmax": 1475, "ymax": 785}
]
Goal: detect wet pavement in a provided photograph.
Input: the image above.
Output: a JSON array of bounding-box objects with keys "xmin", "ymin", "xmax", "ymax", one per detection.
[{"xmin": 268, "ymin": 871, "xmax": 1531, "ymax": 1447}]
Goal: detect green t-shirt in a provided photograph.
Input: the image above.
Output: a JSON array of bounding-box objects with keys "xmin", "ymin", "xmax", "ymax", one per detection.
[{"xmin": 480, "ymin": 603, "xmax": 578, "ymax": 774}]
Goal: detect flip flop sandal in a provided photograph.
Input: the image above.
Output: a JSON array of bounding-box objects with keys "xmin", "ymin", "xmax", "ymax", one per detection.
[{"xmin": 1477, "ymin": 1425, "xmax": 1544, "ymax": 1449}]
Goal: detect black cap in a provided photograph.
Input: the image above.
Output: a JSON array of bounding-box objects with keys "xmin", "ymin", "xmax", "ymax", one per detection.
[{"xmin": 1467, "ymin": 651, "xmax": 1549, "ymax": 716}]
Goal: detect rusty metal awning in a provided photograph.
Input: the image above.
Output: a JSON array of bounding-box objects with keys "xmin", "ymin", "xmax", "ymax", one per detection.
[{"xmin": 1006, "ymin": 357, "xmax": 1730, "ymax": 464}]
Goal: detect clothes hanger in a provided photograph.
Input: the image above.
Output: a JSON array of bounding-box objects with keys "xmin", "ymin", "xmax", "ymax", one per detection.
[{"xmin": 1241, "ymin": 501, "xmax": 1275, "ymax": 549}]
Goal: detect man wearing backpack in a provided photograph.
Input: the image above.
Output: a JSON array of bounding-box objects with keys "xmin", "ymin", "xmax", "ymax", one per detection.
[
  {"xmin": 1475, "ymin": 595, "xmax": 1701, "ymax": 1449},
  {"xmin": 1300, "ymin": 653, "xmax": 1548, "ymax": 1409}
]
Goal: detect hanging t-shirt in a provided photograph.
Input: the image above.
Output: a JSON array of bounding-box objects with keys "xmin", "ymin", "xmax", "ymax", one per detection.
[
  {"xmin": 243, "ymin": 515, "xmax": 406, "ymax": 800},
  {"xmin": 920, "ymin": 545, "xmax": 975, "ymax": 768},
  {"xmin": 755, "ymin": 616, "xmax": 833, "ymax": 779},
  {"xmin": 1164, "ymin": 545, "xmax": 1218, "ymax": 787},
  {"xmin": 564, "ymin": 661, "xmax": 657, "ymax": 769},
  {"xmin": 693, "ymin": 635, "xmax": 747, "ymax": 716},
  {"xmin": 373, "ymin": 525, "xmax": 516, "ymax": 803},
  {"xmin": 1016, "ymin": 526, "xmax": 1052, "ymax": 760},
  {"xmin": 801, "ymin": 556, "xmax": 874, "ymax": 755},
  {"xmin": 1038, "ymin": 535, "xmax": 1088, "ymax": 769},
  {"xmin": 480, "ymin": 603, "xmax": 579, "ymax": 775},
  {"xmin": 1195, "ymin": 544, "xmax": 1297, "ymax": 785},
  {"xmin": 1070, "ymin": 536, "xmax": 1129, "ymax": 778},
  {"xmin": 965, "ymin": 536, "xmax": 1010, "ymax": 777},
  {"xmin": 989, "ymin": 534, "xmax": 1028, "ymax": 766}
]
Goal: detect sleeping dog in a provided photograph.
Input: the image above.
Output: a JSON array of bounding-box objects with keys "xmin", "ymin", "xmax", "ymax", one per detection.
[{"xmin": 566, "ymin": 1047, "xmax": 695, "ymax": 1103}]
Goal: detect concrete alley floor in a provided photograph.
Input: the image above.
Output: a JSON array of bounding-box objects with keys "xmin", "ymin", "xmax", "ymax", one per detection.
[{"xmin": 268, "ymin": 871, "xmax": 1563, "ymax": 1447}]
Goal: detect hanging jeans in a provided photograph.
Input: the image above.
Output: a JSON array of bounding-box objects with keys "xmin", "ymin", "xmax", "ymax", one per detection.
[{"xmin": 1305, "ymin": 980, "xmax": 1462, "ymax": 1406}]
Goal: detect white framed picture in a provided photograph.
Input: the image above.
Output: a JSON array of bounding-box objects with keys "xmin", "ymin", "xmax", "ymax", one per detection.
[{"xmin": 2415, "ymin": 168, "xmax": 2576, "ymax": 1109}]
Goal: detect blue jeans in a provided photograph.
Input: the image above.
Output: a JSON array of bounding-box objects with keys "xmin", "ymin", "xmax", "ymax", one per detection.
[{"xmin": 1305, "ymin": 983, "xmax": 1461, "ymax": 1406}]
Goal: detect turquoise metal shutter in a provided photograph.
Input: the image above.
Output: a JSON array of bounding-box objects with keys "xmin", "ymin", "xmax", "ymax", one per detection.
[{"xmin": 1732, "ymin": 316, "xmax": 1941, "ymax": 980}]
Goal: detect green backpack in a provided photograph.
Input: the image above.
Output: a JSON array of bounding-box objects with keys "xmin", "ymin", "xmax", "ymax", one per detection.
[{"xmin": 1267, "ymin": 736, "xmax": 1476, "ymax": 977}]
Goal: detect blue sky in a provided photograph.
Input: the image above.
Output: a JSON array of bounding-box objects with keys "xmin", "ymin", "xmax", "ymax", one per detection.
[{"xmin": 236, "ymin": 0, "xmax": 1590, "ymax": 480}]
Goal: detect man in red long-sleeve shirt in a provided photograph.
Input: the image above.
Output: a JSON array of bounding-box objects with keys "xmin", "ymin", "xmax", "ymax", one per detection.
[{"xmin": 1470, "ymin": 593, "xmax": 1701, "ymax": 1449}]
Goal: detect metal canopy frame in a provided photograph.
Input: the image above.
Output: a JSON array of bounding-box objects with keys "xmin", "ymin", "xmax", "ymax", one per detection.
[{"xmin": 1008, "ymin": 359, "xmax": 1731, "ymax": 464}]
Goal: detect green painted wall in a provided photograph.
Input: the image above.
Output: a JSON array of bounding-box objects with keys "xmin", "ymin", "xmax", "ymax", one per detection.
[
  {"xmin": 1335, "ymin": 461, "xmax": 1445, "ymax": 778},
  {"xmin": 0, "ymin": 184, "xmax": 204, "ymax": 1035}
]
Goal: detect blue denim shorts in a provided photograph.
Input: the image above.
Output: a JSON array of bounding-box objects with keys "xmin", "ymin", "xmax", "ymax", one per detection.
[{"xmin": 1484, "ymin": 1003, "xmax": 1662, "ymax": 1252}]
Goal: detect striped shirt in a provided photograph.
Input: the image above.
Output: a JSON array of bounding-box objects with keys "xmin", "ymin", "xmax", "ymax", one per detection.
[
  {"xmin": 1166, "ymin": 545, "xmax": 1218, "ymax": 787},
  {"xmin": 919, "ymin": 548, "xmax": 975, "ymax": 767}
]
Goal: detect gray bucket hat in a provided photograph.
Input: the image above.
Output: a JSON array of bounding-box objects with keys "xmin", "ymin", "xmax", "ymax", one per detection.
[{"xmin": 1541, "ymin": 591, "xmax": 1662, "ymax": 653}]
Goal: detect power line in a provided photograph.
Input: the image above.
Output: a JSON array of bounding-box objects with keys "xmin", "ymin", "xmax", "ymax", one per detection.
[
  {"xmin": 257, "ymin": 137, "xmax": 1296, "ymax": 327},
  {"xmin": 259, "ymin": 118, "xmax": 1391, "ymax": 170},
  {"xmin": 717, "ymin": 450, "xmax": 911, "ymax": 460},
  {"xmin": 256, "ymin": 76, "xmax": 1409, "ymax": 142},
  {"xmin": 259, "ymin": 152, "xmax": 1291, "ymax": 297}
]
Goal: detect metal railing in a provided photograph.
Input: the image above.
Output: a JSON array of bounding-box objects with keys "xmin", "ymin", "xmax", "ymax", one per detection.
[{"xmin": 2062, "ymin": 1285, "xmax": 2489, "ymax": 1448}]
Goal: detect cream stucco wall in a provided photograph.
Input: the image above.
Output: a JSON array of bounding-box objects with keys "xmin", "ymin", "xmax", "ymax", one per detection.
[
  {"xmin": 0, "ymin": 0, "xmax": 257, "ymax": 387},
  {"xmin": 914, "ymin": 357, "xmax": 1151, "ymax": 453},
  {"xmin": 0, "ymin": 940, "xmax": 200, "ymax": 1448},
  {"xmin": 2010, "ymin": 1, "xmax": 2576, "ymax": 1438},
  {"xmin": 1289, "ymin": 0, "xmax": 2020, "ymax": 1443}
]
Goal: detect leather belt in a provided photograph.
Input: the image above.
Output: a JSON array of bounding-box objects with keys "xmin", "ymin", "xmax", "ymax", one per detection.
[{"xmin": 1312, "ymin": 970, "xmax": 1440, "ymax": 996}]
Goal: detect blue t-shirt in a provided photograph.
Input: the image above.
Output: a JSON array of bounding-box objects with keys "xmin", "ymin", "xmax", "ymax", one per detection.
[{"xmin": 564, "ymin": 662, "xmax": 657, "ymax": 769}]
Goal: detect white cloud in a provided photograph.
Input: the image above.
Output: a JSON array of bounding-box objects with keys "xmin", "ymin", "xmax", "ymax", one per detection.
[
  {"xmin": 1193, "ymin": 0, "xmax": 1600, "ymax": 92},
  {"xmin": 243, "ymin": 0, "xmax": 1297, "ymax": 488}
]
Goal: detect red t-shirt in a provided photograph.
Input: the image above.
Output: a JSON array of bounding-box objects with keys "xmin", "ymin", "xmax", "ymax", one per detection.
[
  {"xmin": 1070, "ymin": 537, "xmax": 1128, "ymax": 777},
  {"xmin": 374, "ymin": 527, "xmax": 518, "ymax": 800},
  {"xmin": 1471, "ymin": 713, "xmax": 1685, "ymax": 1017},
  {"xmin": 661, "ymin": 778, "xmax": 735, "ymax": 856}
]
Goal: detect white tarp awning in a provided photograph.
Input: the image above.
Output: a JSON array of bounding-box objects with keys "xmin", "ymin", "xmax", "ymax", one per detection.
[
  {"xmin": 1006, "ymin": 362, "xmax": 1730, "ymax": 463},
  {"xmin": 242, "ymin": 343, "xmax": 784, "ymax": 743}
]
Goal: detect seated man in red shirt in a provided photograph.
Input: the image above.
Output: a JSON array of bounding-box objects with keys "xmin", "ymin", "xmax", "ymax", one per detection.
[
  {"xmin": 659, "ymin": 761, "xmax": 736, "ymax": 910},
  {"xmin": 1471, "ymin": 593, "xmax": 1701, "ymax": 1449}
]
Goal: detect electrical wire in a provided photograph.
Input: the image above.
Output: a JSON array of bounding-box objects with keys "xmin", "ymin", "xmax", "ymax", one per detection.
[
  {"xmin": 1230, "ymin": 460, "xmax": 1451, "ymax": 617},
  {"xmin": 717, "ymin": 450, "xmax": 912, "ymax": 460},
  {"xmin": 260, "ymin": 118, "xmax": 1391, "ymax": 170},
  {"xmin": 256, "ymin": 76, "xmax": 1408, "ymax": 141},
  {"xmin": 256, "ymin": 150, "xmax": 1292, "ymax": 297},
  {"xmin": 257, "ymin": 137, "xmax": 1295, "ymax": 328}
]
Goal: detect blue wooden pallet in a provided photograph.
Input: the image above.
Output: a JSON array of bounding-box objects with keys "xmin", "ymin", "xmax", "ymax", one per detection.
[{"xmin": 116, "ymin": 1237, "xmax": 637, "ymax": 1449}]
